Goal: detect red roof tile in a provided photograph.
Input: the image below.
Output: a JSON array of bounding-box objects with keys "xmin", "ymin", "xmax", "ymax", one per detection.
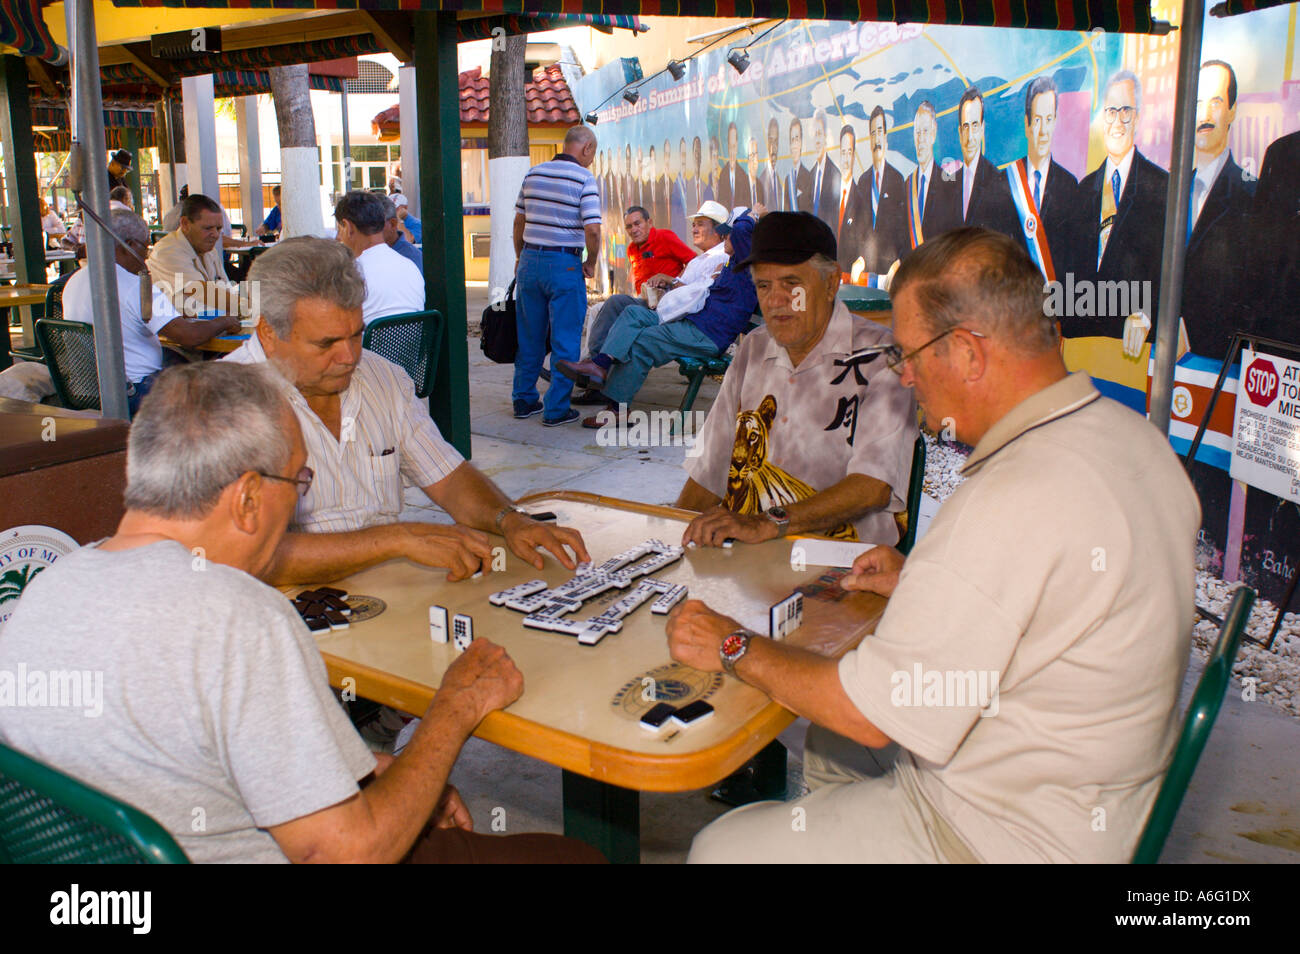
[{"xmin": 371, "ymin": 64, "xmax": 579, "ymax": 137}]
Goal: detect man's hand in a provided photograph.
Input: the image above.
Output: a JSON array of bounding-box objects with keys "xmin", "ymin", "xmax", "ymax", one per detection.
[
  {"xmin": 437, "ymin": 638, "xmax": 524, "ymax": 725},
  {"xmin": 666, "ymin": 600, "xmax": 742, "ymax": 673},
  {"xmin": 501, "ymin": 512, "xmax": 591, "ymax": 571},
  {"xmin": 431, "ymin": 784, "xmax": 473, "ymax": 831},
  {"xmin": 841, "ymin": 545, "xmax": 905, "ymax": 598},
  {"xmin": 643, "ymin": 273, "xmax": 677, "ymax": 291},
  {"xmin": 582, "ymin": 259, "xmax": 597, "ymax": 280},
  {"xmin": 397, "ymin": 523, "xmax": 495, "ymax": 581},
  {"xmin": 1122, "ymin": 311, "xmax": 1152, "ymax": 359},
  {"xmin": 681, "ymin": 505, "xmax": 778, "ymax": 548}
]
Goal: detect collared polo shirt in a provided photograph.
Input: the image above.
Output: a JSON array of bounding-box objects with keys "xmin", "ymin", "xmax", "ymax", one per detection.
[
  {"xmin": 515, "ymin": 153, "xmax": 601, "ymax": 248},
  {"xmin": 686, "ymin": 300, "xmax": 917, "ymax": 543},
  {"xmin": 627, "ymin": 228, "xmax": 696, "ymax": 293},
  {"xmin": 225, "ymin": 334, "xmax": 464, "ymax": 533},
  {"xmin": 838, "ymin": 372, "xmax": 1201, "ymax": 862}
]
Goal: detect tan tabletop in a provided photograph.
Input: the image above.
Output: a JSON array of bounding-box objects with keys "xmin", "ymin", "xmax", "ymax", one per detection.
[
  {"xmin": 0, "ymin": 285, "xmax": 51, "ymax": 307},
  {"xmin": 307, "ymin": 491, "xmax": 886, "ymax": 793}
]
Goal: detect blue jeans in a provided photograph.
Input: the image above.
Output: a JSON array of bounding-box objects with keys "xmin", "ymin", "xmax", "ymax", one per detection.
[
  {"xmin": 126, "ymin": 371, "xmax": 161, "ymax": 417},
  {"xmin": 587, "ymin": 294, "xmax": 638, "ymax": 358},
  {"xmin": 600, "ymin": 305, "xmax": 719, "ymax": 405},
  {"xmin": 512, "ymin": 247, "xmax": 586, "ymax": 418}
]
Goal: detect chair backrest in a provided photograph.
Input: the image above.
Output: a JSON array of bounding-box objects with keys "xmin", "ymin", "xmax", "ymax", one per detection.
[
  {"xmin": 232, "ymin": 223, "xmax": 248, "ymax": 238},
  {"xmin": 44, "ymin": 269, "xmax": 77, "ymax": 322},
  {"xmin": 150, "ymin": 230, "xmax": 166, "ymax": 245},
  {"xmin": 362, "ymin": 310, "xmax": 443, "ymax": 399},
  {"xmin": 35, "ymin": 318, "xmax": 100, "ymax": 411},
  {"xmin": 0, "ymin": 742, "xmax": 189, "ymax": 863},
  {"xmin": 1131, "ymin": 586, "xmax": 1255, "ymax": 863},
  {"xmin": 896, "ymin": 434, "xmax": 927, "ymax": 556}
]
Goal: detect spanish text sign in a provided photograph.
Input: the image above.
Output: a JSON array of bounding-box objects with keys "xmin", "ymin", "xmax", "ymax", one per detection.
[{"xmin": 1230, "ymin": 348, "xmax": 1300, "ymax": 504}]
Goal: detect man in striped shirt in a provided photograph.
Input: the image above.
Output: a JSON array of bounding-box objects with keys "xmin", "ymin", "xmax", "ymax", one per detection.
[
  {"xmin": 512, "ymin": 125, "xmax": 602, "ymax": 427},
  {"xmin": 226, "ymin": 238, "xmax": 589, "ymax": 584}
]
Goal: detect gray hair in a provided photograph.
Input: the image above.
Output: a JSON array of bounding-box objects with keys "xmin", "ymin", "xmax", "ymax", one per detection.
[
  {"xmin": 109, "ymin": 208, "xmax": 148, "ymax": 246},
  {"xmin": 247, "ymin": 237, "xmax": 366, "ymax": 339},
  {"xmin": 565, "ymin": 124, "xmax": 596, "ymax": 150},
  {"xmin": 378, "ymin": 195, "xmax": 398, "ymax": 220},
  {"xmin": 808, "ymin": 253, "xmax": 839, "ymax": 281},
  {"xmin": 1104, "ymin": 69, "xmax": 1143, "ymax": 113},
  {"xmin": 125, "ymin": 363, "xmax": 293, "ymax": 519}
]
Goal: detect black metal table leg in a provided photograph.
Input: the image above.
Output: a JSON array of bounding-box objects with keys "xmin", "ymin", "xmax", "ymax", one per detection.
[{"xmin": 562, "ymin": 770, "xmax": 640, "ymax": 865}]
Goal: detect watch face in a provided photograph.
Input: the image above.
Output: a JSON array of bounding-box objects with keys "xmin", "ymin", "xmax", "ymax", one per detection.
[
  {"xmin": 768, "ymin": 507, "xmax": 788, "ymax": 520},
  {"xmin": 722, "ymin": 634, "xmax": 745, "ymax": 656}
]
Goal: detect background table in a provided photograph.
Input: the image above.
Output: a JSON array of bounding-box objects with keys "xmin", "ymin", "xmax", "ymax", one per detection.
[
  {"xmin": 306, "ymin": 491, "xmax": 886, "ymax": 862},
  {"xmin": 1, "ymin": 284, "xmax": 53, "ymax": 358}
]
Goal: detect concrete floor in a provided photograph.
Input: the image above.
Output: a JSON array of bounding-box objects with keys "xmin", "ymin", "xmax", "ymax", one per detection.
[{"xmin": 422, "ymin": 285, "xmax": 1300, "ymax": 864}]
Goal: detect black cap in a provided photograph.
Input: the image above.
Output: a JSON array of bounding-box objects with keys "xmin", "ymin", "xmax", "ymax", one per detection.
[
  {"xmin": 111, "ymin": 149, "xmax": 132, "ymax": 167},
  {"xmin": 738, "ymin": 211, "xmax": 836, "ymax": 268}
]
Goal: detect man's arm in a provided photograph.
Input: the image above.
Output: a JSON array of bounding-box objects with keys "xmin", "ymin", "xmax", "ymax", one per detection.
[
  {"xmin": 263, "ymin": 523, "xmax": 495, "ymax": 585},
  {"xmin": 667, "ymin": 600, "xmax": 890, "ymax": 748},
  {"xmin": 682, "ymin": 473, "xmax": 891, "ymax": 547},
  {"xmin": 674, "ymin": 476, "xmax": 722, "ymax": 512},
  {"xmin": 583, "ymin": 223, "xmax": 601, "ymax": 279},
  {"xmin": 157, "ymin": 313, "xmax": 241, "ymax": 347},
  {"xmin": 268, "ymin": 639, "xmax": 522, "ymax": 863},
  {"xmin": 513, "ymin": 212, "xmax": 526, "ymax": 258}
]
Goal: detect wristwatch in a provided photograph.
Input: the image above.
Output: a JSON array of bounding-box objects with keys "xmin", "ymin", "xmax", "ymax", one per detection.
[
  {"xmin": 494, "ymin": 504, "xmax": 525, "ymax": 531},
  {"xmin": 765, "ymin": 506, "xmax": 791, "ymax": 537},
  {"xmin": 720, "ymin": 630, "xmax": 752, "ymax": 674}
]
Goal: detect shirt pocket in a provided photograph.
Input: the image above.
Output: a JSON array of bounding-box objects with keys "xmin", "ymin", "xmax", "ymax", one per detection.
[{"xmin": 369, "ymin": 451, "xmax": 403, "ymax": 519}]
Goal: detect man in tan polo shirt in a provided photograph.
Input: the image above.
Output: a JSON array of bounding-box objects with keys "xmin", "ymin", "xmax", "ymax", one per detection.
[
  {"xmin": 148, "ymin": 193, "xmax": 246, "ymax": 317},
  {"xmin": 669, "ymin": 227, "xmax": 1200, "ymax": 863}
]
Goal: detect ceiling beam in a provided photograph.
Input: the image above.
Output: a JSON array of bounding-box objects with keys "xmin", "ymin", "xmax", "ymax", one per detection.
[
  {"xmin": 120, "ymin": 43, "xmax": 173, "ymax": 89},
  {"xmin": 359, "ymin": 11, "xmax": 412, "ymax": 65},
  {"xmin": 24, "ymin": 57, "xmax": 59, "ymax": 99}
]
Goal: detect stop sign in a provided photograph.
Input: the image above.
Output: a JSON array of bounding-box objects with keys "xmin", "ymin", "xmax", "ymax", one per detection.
[{"xmin": 1243, "ymin": 357, "xmax": 1279, "ymax": 407}]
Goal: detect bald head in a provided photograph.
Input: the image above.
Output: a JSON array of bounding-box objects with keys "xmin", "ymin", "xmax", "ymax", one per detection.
[{"xmin": 563, "ymin": 125, "xmax": 598, "ymax": 168}]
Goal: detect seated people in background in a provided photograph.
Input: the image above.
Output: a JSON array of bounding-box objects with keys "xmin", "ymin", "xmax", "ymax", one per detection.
[
  {"xmin": 159, "ymin": 185, "xmax": 189, "ymax": 232},
  {"xmin": 556, "ymin": 210, "xmax": 758, "ymax": 427},
  {"xmin": 257, "ymin": 185, "xmax": 283, "ymax": 238},
  {"xmin": 147, "ymin": 193, "xmax": 247, "ymax": 317},
  {"xmin": 65, "ymin": 209, "xmax": 240, "ymax": 415},
  {"xmin": 573, "ymin": 201, "xmax": 728, "ymax": 405},
  {"xmin": 0, "ymin": 361, "xmax": 603, "ymax": 864},
  {"xmin": 382, "ymin": 195, "xmax": 424, "ymax": 274},
  {"xmin": 225, "ymin": 237, "xmax": 588, "ymax": 585},
  {"xmin": 624, "ymin": 205, "xmax": 696, "ymax": 294},
  {"xmin": 333, "ymin": 191, "xmax": 424, "ymax": 325},
  {"xmin": 109, "ymin": 186, "xmax": 133, "ymax": 212},
  {"xmin": 677, "ymin": 211, "xmax": 917, "ymax": 547},
  {"xmin": 670, "ymin": 228, "xmax": 1200, "ymax": 863},
  {"xmin": 392, "ymin": 193, "xmax": 422, "ymax": 244},
  {"xmin": 39, "ymin": 198, "xmax": 66, "ymax": 246}
]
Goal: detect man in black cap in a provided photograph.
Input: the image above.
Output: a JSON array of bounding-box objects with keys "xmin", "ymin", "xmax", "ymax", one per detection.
[
  {"xmin": 108, "ymin": 150, "xmax": 133, "ymax": 192},
  {"xmin": 676, "ymin": 211, "xmax": 917, "ymax": 547}
]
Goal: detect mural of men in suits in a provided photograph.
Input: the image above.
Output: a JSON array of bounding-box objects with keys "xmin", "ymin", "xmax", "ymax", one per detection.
[
  {"xmin": 805, "ymin": 109, "xmax": 841, "ymax": 232},
  {"xmin": 787, "ymin": 117, "xmax": 811, "ymax": 213},
  {"xmin": 706, "ymin": 135, "xmax": 721, "ymax": 203},
  {"xmin": 955, "ymin": 86, "xmax": 1020, "ymax": 238},
  {"xmin": 1006, "ymin": 75, "xmax": 1078, "ymax": 280},
  {"xmin": 688, "ymin": 136, "xmax": 708, "ymax": 212},
  {"xmin": 855, "ymin": 105, "xmax": 907, "ymax": 275},
  {"xmin": 746, "ymin": 134, "xmax": 762, "ymax": 210},
  {"xmin": 1064, "ymin": 70, "xmax": 1168, "ymax": 343},
  {"xmin": 757, "ymin": 117, "xmax": 784, "ymax": 212},
  {"xmin": 718, "ymin": 121, "xmax": 753, "ymax": 209},
  {"xmin": 834, "ymin": 123, "xmax": 867, "ymax": 272},
  {"xmin": 672, "ymin": 137, "xmax": 691, "ymax": 239},
  {"xmin": 1183, "ymin": 60, "xmax": 1256, "ymax": 359},
  {"xmin": 902, "ymin": 100, "xmax": 957, "ymax": 253},
  {"xmin": 1252, "ymin": 128, "xmax": 1300, "ymax": 341}
]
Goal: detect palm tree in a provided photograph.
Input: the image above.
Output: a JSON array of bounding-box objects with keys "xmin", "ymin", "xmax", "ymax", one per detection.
[{"xmin": 0, "ymin": 565, "xmax": 45, "ymax": 605}]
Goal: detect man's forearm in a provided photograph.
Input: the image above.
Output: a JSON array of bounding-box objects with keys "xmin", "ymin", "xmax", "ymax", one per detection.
[
  {"xmin": 584, "ymin": 225, "xmax": 601, "ymax": 262},
  {"xmin": 513, "ymin": 216, "xmax": 526, "ymax": 257},
  {"xmin": 159, "ymin": 315, "xmax": 236, "ymax": 347},
  {"xmin": 264, "ymin": 526, "xmax": 404, "ymax": 585},
  {"xmin": 734, "ymin": 637, "xmax": 890, "ymax": 748},
  {"xmin": 784, "ymin": 474, "xmax": 891, "ymax": 536},
  {"xmin": 426, "ymin": 462, "xmax": 512, "ymax": 535}
]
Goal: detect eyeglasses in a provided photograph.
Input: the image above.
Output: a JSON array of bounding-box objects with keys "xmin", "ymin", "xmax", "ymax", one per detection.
[
  {"xmin": 1103, "ymin": 106, "xmax": 1136, "ymax": 125},
  {"xmin": 881, "ymin": 326, "xmax": 987, "ymax": 375},
  {"xmin": 258, "ymin": 465, "xmax": 314, "ymax": 497}
]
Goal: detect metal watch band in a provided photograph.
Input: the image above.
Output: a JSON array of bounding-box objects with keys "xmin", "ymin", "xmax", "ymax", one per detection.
[
  {"xmin": 494, "ymin": 505, "xmax": 524, "ymax": 530},
  {"xmin": 720, "ymin": 630, "xmax": 751, "ymax": 674}
]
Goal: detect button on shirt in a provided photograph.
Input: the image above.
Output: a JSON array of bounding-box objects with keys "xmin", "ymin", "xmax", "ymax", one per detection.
[
  {"xmin": 355, "ymin": 241, "xmax": 425, "ymax": 325},
  {"xmin": 686, "ymin": 300, "xmax": 918, "ymax": 543},
  {"xmin": 837, "ymin": 373, "xmax": 1200, "ymax": 862},
  {"xmin": 63, "ymin": 262, "xmax": 181, "ymax": 383},
  {"xmin": 224, "ymin": 334, "xmax": 464, "ymax": 533}
]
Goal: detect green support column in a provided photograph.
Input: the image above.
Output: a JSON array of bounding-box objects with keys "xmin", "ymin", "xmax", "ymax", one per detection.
[
  {"xmin": 123, "ymin": 129, "xmax": 144, "ymax": 215},
  {"xmin": 0, "ymin": 55, "xmax": 48, "ymax": 287},
  {"xmin": 414, "ymin": 12, "xmax": 471, "ymax": 458}
]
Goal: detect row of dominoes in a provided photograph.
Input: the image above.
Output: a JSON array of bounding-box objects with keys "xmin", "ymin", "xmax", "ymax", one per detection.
[{"xmin": 429, "ymin": 606, "xmax": 474, "ymax": 651}]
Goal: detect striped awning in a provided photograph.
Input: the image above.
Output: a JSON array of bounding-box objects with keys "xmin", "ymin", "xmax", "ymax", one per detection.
[
  {"xmin": 0, "ymin": 0, "xmax": 61, "ymax": 61},
  {"xmin": 30, "ymin": 103, "xmax": 159, "ymax": 151},
  {"xmin": 1211, "ymin": 0, "xmax": 1291, "ymax": 14}
]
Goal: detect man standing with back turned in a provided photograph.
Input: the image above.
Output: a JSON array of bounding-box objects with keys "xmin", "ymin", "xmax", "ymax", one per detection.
[{"xmin": 512, "ymin": 125, "xmax": 602, "ymax": 427}]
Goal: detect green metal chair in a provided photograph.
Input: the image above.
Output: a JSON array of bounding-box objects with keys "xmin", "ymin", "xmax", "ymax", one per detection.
[
  {"xmin": 44, "ymin": 269, "xmax": 76, "ymax": 322},
  {"xmin": 1131, "ymin": 586, "xmax": 1256, "ymax": 864},
  {"xmin": 0, "ymin": 741, "xmax": 189, "ymax": 863},
  {"xmin": 896, "ymin": 434, "xmax": 927, "ymax": 555},
  {"xmin": 35, "ymin": 318, "xmax": 100, "ymax": 411},
  {"xmin": 362, "ymin": 309, "xmax": 443, "ymax": 399},
  {"xmin": 150, "ymin": 230, "xmax": 166, "ymax": 245},
  {"xmin": 232, "ymin": 223, "xmax": 248, "ymax": 239}
]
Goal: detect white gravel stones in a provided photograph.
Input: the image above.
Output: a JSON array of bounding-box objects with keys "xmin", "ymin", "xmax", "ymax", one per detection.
[{"xmin": 921, "ymin": 431, "xmax": 970, "ymax": 502}]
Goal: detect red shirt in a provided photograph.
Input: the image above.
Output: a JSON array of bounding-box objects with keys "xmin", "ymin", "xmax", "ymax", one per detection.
[{"xmin": 628, "ymin": 228, "xmax": 696, "ymax": 293}]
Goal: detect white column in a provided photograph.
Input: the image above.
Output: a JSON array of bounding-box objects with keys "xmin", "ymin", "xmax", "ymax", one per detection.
[
  {"xmin": 234, "ymin": 96, "xmax": 262, "ymax": 230},
  {"xmin": 181, "ymin": 74, "xmax": 218, "ymax": 199},
  {"xmin": 399, "ymin": 65, "xmax": 419, "ymax": 208}
]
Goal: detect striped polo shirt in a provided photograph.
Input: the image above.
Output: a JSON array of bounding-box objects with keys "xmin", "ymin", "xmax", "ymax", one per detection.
[{"xmin": 515, "ymin": 153, "xmax": 602, "ymax": 249}]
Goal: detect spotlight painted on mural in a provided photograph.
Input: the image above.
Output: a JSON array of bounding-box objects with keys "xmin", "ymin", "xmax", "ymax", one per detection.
[
  {"xmin": 584, "ymin": 112, "xmax": 599, "ymax": 125},
  {"xmin": 667, "ymin": 59, "xmax": 687, "ymax": 81},
  {"xmin": 727, "ymin": 48, "xmax": 750, "ymax": 75},
  {"xmin": 623, "ymin": 88, "xmax": 640, "ymax": 105}
]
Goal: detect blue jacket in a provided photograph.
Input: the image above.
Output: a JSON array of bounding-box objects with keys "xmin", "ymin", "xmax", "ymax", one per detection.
[{"xmin": 687, "ymin": 213, "xmax": 758, "ymax": 352}]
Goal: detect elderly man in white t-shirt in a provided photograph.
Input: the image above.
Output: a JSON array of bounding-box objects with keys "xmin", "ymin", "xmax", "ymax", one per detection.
[
  {"xmin": 63, "ymin": 209, "xmax": 239, "ymax": 414},
  {"xmin": 332, "ymin": 191, "xmax": 424, "ymax": 325}
]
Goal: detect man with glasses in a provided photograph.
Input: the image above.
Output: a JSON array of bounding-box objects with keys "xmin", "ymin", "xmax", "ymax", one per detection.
[
  {"xmin": 675, "ymin": 211, "xmax": 917, "ymax": 547},
  {"xmin": 673, "ymin": 228, "xmax": 1199, "ymax": 863},
  {"xmin": 62, "ymin": 209, "xmax": 240, "ymax": 415},
  {"xmin": 1064, "ymin": 70, "xmax": 1168, "ymax": 349},
  {"xmin": 225, "ymin": 237, "xmax": 589, "ymax": 586}
]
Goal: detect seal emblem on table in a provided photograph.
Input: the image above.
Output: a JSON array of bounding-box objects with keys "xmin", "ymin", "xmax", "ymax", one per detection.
[
  {"xmin": 343, "ymin": 595, "xmax": 386, "ymax": 622},
  {"xmin": 612, "ymin": 662, "xmax": 724, "ymax": 720}
]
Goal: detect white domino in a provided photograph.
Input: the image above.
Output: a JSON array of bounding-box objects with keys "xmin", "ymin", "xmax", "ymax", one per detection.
[
  {"xmin": 452, "ymin": 614, "xmax": 474, "ymax": 651},
  {"xmin": 651, "ymin": 584, "xmax": 688, "ymax": 614},
  {"xmin": 769, "ymin": 593, "xmax": 804, "ymax": 641},
  {"xmin": 577, "ymin": 624, "xmax": 612, "ymax": 646},
  {"xmin": 489, "ymin": 579, "xmax": 548, "ymax": 606},
  {"xmin": 429, "ymin": 605, "xmax": 448, "ymax": 643}
]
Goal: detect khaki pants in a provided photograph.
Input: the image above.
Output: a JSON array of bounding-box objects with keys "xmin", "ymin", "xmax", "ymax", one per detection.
[{"xmin": 687, "ymin": 725, "xmax": 978, "ymax": 863}]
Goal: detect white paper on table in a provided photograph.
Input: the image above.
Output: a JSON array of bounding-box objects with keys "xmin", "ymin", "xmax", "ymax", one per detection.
[{"xmin": 790, "ymin": 539, "xmax": 878, "ymax": 569}]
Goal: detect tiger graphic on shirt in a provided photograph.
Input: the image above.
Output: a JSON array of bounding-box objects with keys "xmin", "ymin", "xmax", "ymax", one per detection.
[{"xmin": 724, "ymin": 394, "xmax": 859, "ymax": 541}]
